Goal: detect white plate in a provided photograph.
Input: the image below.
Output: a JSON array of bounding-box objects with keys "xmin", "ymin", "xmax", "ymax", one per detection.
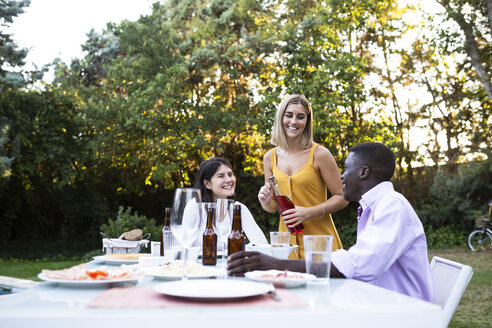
[
  {"xmin": 245, "ymin": 244, "xmax": 298, "ymax": 259},
  {"xmin": 144, "ymin": 266, "xmax": 224, "ymax": 281},
  {"xmin": 245, "ymin": 270, "xmax": 316, "ymax": 288},
  {"xmin": 154, "ymin": 279, "xmax": 274, "ymax": 300},
  {"xmin": 37, "ymin": 273, "xmax": 139, "ymax": 287},
  {"xmin": 93, "ymin": 255, "xmax": 141, "ymax": 265}
]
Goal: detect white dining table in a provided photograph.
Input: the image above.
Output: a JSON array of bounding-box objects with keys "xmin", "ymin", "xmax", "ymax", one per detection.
[{"xmin": 0, "ymin": 260, "xmax": 441, "ymax": 328}]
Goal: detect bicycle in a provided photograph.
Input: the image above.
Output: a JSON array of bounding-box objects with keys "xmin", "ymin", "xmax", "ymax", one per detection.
[{"xmin": 467, "ymin": 201, "xmax": 492, "ymax": 251}]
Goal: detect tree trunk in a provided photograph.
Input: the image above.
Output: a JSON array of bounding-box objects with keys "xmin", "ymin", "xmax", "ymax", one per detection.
[
  {"xmin": 438, "ymin": 0, "xmax": 492, "ymax": 100},
  {"xmin": 487, "ymin": 0, "xmax": 492, "ymax": 35}
]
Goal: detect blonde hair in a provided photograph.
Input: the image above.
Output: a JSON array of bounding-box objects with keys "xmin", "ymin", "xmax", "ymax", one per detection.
[{"xmin": 270, "ymin": 94, "xmax": 313, "ymax": 150}]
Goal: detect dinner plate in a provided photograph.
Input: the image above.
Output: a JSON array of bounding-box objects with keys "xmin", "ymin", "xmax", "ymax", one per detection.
[
  {"xmin": 93, "ymin": 255, "xmax": 140, "ymax": 265},
  {"xmin": 144, "ymin": 266, "xmax": 224, "ymax": 281},
  {"xmin": 245, "ymin": 244, "xmax": 298, "ymax": 259},
  {"xmin": 245, "ymin": 270, "xmax": 316, "ymax": 288},
  {"xmin": 154, "ymin": 279, "xmax": 274, "ymax": 300},
  {"xmin": 37, "ymin": 273, "xmax": 139, "ymax": 287}
]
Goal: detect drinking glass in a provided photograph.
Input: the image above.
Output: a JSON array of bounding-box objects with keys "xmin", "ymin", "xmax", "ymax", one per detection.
[
  {"xmin": 270, "ymin": 231, "xmax": 290, "ymax": 247},
  {"xmin": 202, "ymin": 202, "xmax": 216, "ymax": 217},
  {"xmin": 170, "ymin": 188, "xmax": 204, "ymax": 280},
  {"xmin": 162, "ymin": 230, "xmax": 176, "ymax": 261},
  {"xmin": 304, "ymin": 235, "xmax": 333, "ymax": 281},
  {"xmin": 214, "ymin": 198, "xmax": 234, "ymax": 274}
]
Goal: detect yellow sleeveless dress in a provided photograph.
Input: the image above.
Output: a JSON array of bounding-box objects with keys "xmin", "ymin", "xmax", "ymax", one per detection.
[{"xmin": 272, "ymin": 144, "xmax": 343, "ymax": 259}]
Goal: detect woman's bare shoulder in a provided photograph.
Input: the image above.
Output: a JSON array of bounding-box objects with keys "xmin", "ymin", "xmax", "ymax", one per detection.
[
  {"xmin": 264, "ymin": 148, "xmax": 274, "ymax": 160},
  {"xmin": 314, "ymin": 144, "xmax": 334, "ymax": 158},
  {"xmin": 313, "ymin": 145, "xmax": 339, "ymax": 171}
]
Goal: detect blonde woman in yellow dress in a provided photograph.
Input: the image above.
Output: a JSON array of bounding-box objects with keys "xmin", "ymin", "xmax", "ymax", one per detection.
[{"xmin": 258, "ymin": 94, "xmax": 348, "ymax": 258}]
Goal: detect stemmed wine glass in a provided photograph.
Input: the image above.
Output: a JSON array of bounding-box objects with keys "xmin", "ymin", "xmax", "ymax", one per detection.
[
  {"xmin": 170, "ymin": 188, "xmax": 205, "ymax": 280},
  {"xmin": 214, "ymin": 198, "xmax": 234, "ymax": 276}
]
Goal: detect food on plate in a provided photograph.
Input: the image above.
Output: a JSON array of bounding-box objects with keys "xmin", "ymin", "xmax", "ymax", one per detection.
[
  {"xmin": 103, "ymin": 253, "xmax": 152, "ymax": 260},
  {"xmin": 245, "ymin": 270, "xmax": 314, "ymax": 288},
  {"xmin": 257, "ymin": 270, "xmax": 307, "ymax": 280},
  {"xmin": 149, "ymin": 261, "xmax": 217, "ymax": 277},
  {"xmin": 41, "ymin": 263, "xmax": 142, "ymax": 281}
]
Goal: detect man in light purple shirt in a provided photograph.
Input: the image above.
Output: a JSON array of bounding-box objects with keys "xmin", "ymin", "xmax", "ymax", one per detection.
[
  {"xmin": 227, "ymin": 142, "xmax": 434, "ymax": 302},
  {"xmin": 331, "ymin": 142, "xmax": 434, "ymax": 302}
]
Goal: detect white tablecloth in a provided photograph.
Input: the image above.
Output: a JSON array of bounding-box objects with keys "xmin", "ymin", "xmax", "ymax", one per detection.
[{"xmin": 0, "ymin": 261, "xmax": 441, "ymax": 328}]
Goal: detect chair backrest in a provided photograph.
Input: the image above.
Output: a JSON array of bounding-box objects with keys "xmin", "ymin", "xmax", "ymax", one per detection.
[{"xmin": 430, "ymin": 256, "xmax": 473, "ymax": 328}]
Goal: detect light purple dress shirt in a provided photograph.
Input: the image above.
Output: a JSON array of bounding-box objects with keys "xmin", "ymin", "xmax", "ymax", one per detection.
[{"xmin": 331, "ymin": 181, "xmax": 434, "ymax": 302}]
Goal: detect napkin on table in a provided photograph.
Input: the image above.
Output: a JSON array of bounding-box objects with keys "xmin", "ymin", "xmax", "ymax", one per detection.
[{"xmin": 87, "ymin": 286, "xmax": 307, "ymax": 308}]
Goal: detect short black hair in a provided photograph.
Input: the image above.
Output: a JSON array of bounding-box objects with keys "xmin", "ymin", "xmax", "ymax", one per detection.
[
  {"xmin": 349, "ymin": 142, "xmax": 395, "ymax": 182},
  {"xmin": 194, "ymin": 157, "xmax": 233, "ymax": 202}
]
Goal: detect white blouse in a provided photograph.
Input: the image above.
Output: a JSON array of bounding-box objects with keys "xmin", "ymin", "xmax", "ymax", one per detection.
[{"xmin": 182, "ymin": 199, "xmax": 267, "ymax": 249}]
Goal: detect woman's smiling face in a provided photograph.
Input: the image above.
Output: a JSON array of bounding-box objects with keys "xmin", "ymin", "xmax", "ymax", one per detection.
[
  {"xmin": 282, "ymin": 103, "xmax": 307, "ymax": 139},
  {"xmin": 204, "ymin": 164, "xmax": 236, "ymax": 200}
]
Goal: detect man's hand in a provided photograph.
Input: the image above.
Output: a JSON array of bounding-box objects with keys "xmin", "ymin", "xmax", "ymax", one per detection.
[
  {"xmin": 227, "ymin": 251, "xmax": 306, "ymax": 276},
  {"xmin": 227, "ymin": 251, "xmax": 281, "ymax": 276}
]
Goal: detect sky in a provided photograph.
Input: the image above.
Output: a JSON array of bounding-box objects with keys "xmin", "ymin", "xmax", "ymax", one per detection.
[{"xmin": 8, "ymin": 0, "xmax": 154, "ymax": 77}]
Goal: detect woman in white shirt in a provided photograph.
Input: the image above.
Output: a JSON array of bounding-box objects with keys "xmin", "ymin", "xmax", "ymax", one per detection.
[{"xmin": 192, "ymin": 157, "xmax": 267, "ymax": 249}]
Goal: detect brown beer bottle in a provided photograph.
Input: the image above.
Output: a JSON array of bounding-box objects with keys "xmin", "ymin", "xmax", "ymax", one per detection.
[
  {"xmin": 160, "ymin": 207, "xmax": 171, "ymax": 256},
  {"xmin": 202, "ymin": 207, "xmax": 217, "ymax": 265},
  {"xmin": 228, "ymin": 204, "xmax": 245, "ymax": 257}
]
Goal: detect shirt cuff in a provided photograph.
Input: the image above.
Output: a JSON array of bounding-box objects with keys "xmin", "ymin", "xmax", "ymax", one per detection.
[{"xmin": 331, "ymin": 249, "xmax": 355, "ymax": 279}]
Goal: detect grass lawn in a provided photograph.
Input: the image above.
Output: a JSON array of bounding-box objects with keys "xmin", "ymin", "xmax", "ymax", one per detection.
[
  {"xmin": 0, "ymin": 258, "xmax": 85, "ymax": 281},
  {"xmin": 0, "ymin": 248, "xmax": 490, "ymax": 327}
]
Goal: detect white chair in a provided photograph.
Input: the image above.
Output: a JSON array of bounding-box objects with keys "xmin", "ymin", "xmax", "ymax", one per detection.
[{"xmin": 430, "ymin": 256, "xmax": 473, "ymax": 328}]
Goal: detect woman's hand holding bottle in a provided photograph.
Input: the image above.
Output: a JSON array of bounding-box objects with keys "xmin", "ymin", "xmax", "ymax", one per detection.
[
  {"xmin": 258, "ymin": 183, "xmax": 278, "ymax": 213},
  {"xmin": 279, "ymin": 206, "xmax": 309, "ymax": 228},
  {"xmin": 258, "ymin": 183, "xmax": 274, "ymax": 204}
]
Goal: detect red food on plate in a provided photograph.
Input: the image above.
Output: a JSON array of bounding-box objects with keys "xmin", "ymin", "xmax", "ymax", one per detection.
[{"xmin": 86, "ymin": 270, "xmax": 109, "ymax": 280}]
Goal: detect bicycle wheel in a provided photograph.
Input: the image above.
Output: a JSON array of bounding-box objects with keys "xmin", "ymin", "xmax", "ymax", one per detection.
[{"xmin": 467, "ymin": 229, "xmax": 492, "ymax": 251}]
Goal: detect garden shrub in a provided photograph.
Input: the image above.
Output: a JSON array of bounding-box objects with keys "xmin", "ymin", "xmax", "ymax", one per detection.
[
  {"xmin": 417, "ymin": 159, "xmax": 491, "ymax": 231},
  {"xmin": 425, "ymin": 225, "xmax": 467, "ymax": 249},
  {"xmin": 100, "ymin": 206, "xmax": 161, "ymax": 242}
]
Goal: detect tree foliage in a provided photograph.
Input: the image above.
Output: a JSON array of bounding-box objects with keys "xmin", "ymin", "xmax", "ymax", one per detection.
[
  {"xmin": 414, "ymin": 0, "xmax": 491, "ymax": 165},
  {"xmin": 0, "ymin": 0, "xmax": 30, "ymax": 89},
  {"xmin": 436, "ymin": 0, "xmax": 491, "ymax": 100},
  {"xmin": 0, "ymin": 0, "xmax": 489, "ymax": 247},
  {"xmin": 417, "ymin": 158, "xmax": 492, "ymax": 230}
]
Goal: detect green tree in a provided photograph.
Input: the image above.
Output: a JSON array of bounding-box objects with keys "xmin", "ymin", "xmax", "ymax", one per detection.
[
  {"xmin": 25, "ymin": 0, "xmax": 488, "ymax": 248},
  {"xmin": 54, "ymin": 29, "xmax": 121, "ymax": 88},
  {"xmin": 436, "ymin": 0, "xmax": 491, "ymax": 100},
  {"xmin": 54, "ymin": 0, "xmax": 277, "ymax": 194},
  {"xmin": 0, "ymin": 0, "xmax": 29, "ymax": 179},
  {"xmin": 0, "ymin": 89, "xmax": 86, "ymax": 242},
  {"xmin": 0, "ymin": 0, "xmax": 30, "ymax": 89},
  {"xmin": 405, "ymin": 1, "xmax": 491, "ymax": 166}
]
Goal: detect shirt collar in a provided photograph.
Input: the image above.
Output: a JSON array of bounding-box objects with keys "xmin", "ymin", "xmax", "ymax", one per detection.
[{"xmin": 359, "ymin": 181, "xmax": 394, "ymax": 212}]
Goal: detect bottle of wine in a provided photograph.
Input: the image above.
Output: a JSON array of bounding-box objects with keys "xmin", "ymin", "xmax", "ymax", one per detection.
[
  {"xmin": 202, "ymin": 207, "xmax": 218, "ymax": 265},
  {"xmin": 268, "ymin": 176, "xmax": 304, "ymax": 235},
  {"xmin": 228, "ymin": 204, "xmax": 245, "ymax": 257},
  {"xmin": 160, "ymin": 207, "xmax": 172, "ymax": 256}
]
